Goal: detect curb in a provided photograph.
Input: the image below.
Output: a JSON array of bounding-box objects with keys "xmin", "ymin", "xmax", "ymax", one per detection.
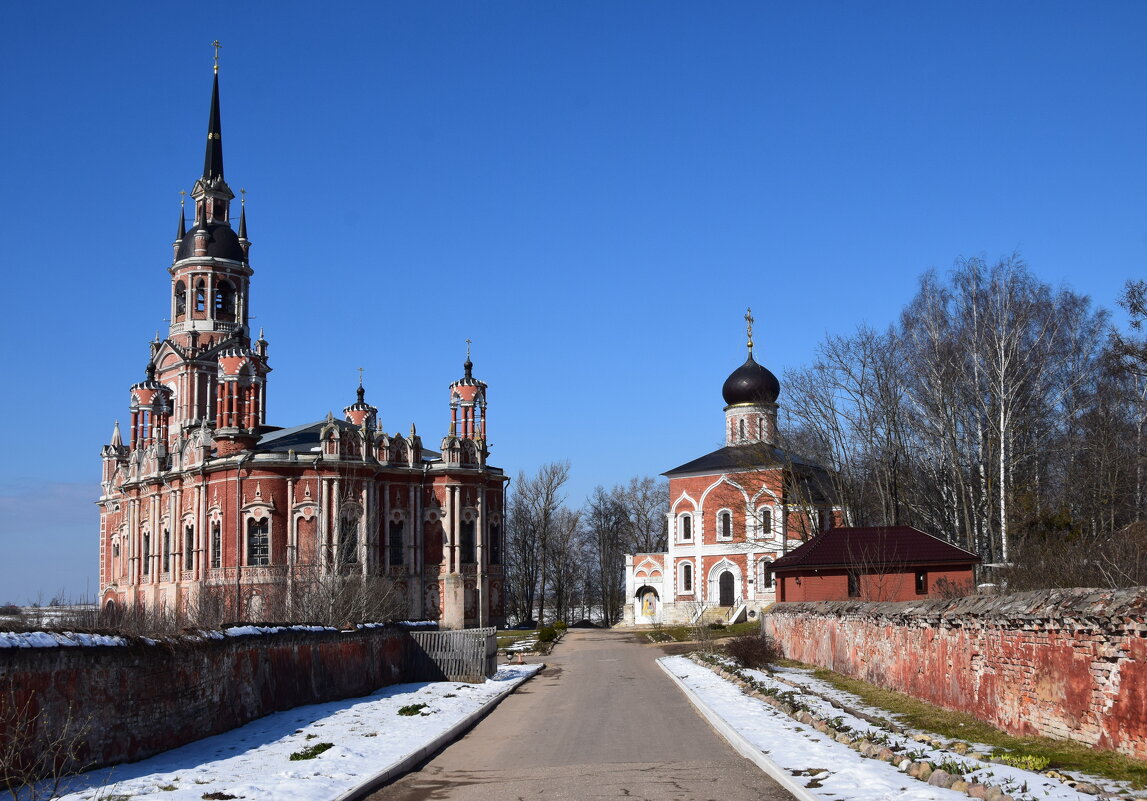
[
  {"xmin": 333, "ymin": 664, "xmax": 545, "ymax": 801},
  {"xmin": 657, "ymin": 659, "xmax": 821, "ymax": 801}
]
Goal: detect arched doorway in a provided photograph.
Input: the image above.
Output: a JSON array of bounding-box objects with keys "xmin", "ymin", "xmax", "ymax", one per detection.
[{"xmin": 718, "ymin": 571, "xmax": 735, "ymax": 606}]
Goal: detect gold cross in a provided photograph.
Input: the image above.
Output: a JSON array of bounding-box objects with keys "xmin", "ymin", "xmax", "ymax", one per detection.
[
  {"xmin": 212, "ymin": 40, "xmax": 222, "ymax": 73},
  {"xmin": 240, "ymin": 188, "xmax": 247, "ymax": 206},
  {"xmin": 745, "ymin": 307, "xmax": 754, "ymax": 350},
  {"xmin": 179, "ymin": 189, "xmax": 186, "ymax": 209}
]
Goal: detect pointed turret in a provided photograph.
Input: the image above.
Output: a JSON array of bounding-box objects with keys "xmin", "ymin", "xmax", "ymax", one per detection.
[
  {"xmin": 176, "ymin": 206, "xmax": 186, "ymax": 241},
  {"xmin": 110, "ymin": 420, "xmax": 123, "ymax": 449},
  {"xmin": 203, "ymin": 71, "xmax": 224, "ymax": 181},
  {"xmin": 238, "ymin": 202, "xmax": 247, "ymax": 240}
]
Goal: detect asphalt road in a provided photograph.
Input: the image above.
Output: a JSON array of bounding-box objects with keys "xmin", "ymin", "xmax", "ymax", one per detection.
[{"xmin": 369, "ymin": 628, "xmax": 795, "ymax": 801}]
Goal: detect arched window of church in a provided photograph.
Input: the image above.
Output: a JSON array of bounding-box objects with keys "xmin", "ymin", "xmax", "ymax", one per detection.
[
  {"xmin": 174, "ymin": 280, "xmax": 186, "ymax": 319},
  {"xmin": 717, "ymin": 510, "xmax": 732, "ymax": 541},
  {"xmin": 757, "ymin": 507, "xmax": 772, "ymax": 538},
  {"xmin": 337, "ymin": 514, "xmax": 358, "ymax": 565},
  {"xmin": 162, "ymin": 528, "xmax": 171, "ymax": 574},
  {"xmin": 211, "ymin": 521, "xmax": 221, "ymax": 569},
  {"xmin": 460, "ymin": 518, "xmax": 476, "ymax": 564},
  {"xmin": 490, "ymin": 523, "xmax": 502, "ymax": 565},
  {"xmin": 247, "ymin": 517, "xmax": 270, "ymax": 566},
  {"xmin": 142, "ymin": 532, "xmax": 151, "ymax": 575},
  {"xmin": 739, "ymin": 419, "xmax": 746, "ymax": 441},
  {"xmin": 215, "ymin": 280, "xmax": 235, "ymax": 321},
  {"xmin": 679, "ymin": 514, "xmax": 692, "ymax": 541},
  {"xmin": 682, "ymin": 562, "xmax": 693, "ymax": 592},
  {"xmin": 758, "ymin": 557, "xmax": 774, "ymax": 590},
  {"xmin": 389, "ymin": 520, "xmax": 404, "ymax": 566},
  {"xmin": 184, "ymin": 525, "xmax": 195, "ymax": 571},
  {"xmin": 195, "ymin": 280, "xmax": 206, "ymax": 313}
]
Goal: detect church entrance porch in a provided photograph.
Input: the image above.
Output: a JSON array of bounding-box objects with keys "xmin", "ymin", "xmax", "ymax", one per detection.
[{"xmin": 635, "ymin": 585, "xmax": 660, "ymax": 624}]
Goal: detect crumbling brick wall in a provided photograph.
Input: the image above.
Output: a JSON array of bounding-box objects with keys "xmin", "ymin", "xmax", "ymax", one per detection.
[
  {"xmin": 0, "ymin": 626, "xmax": 417, "ymax": 777},
  {"xmin": 763, "ymin": 588, "xmax": 1147, "ymax": 759}
]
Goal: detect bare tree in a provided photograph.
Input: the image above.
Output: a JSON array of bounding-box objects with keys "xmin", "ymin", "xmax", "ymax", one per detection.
[
  {"xmin": 622, "ymin": 476, "xmax": 669, "ymax": 553},
  {"xmin": 503, "ymin": 462, "xmax": 571, "ymax": 625}
]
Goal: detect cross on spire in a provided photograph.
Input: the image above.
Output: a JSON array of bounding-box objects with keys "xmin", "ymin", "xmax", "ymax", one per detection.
[
  {"xmin": 466, "ymin": 338, "xmax": 472, "ymax": 360},
  {"xmin": 357, "ymin": 366, "xmax": 364, "ymax": 388},
  {"xmin": 212, "ymin": 40, "xmax": 222, "ymax": 73},
  {"xmin": 745, "ymin": 307, "xmax": 755, "ymax": 354}
]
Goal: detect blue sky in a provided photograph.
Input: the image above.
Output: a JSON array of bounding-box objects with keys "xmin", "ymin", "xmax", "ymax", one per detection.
[{"xmin": 1, "ymin": 2, "xmax": 1145, "ymax": 603}]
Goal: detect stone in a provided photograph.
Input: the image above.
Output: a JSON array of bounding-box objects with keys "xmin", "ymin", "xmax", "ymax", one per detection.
[
  {"xmin": 984, "ymin": 786, "xmax": 1004, "ymax": 801},
  {"xmin": 951, "ymin": 779, "xmax": 969, "ymax": 793},
  {"xmin": 917, "ymin": 762, "xmax": 933, "ymax": 781},
  {"xmin": 1074, "ymin": 782, "xmax": 1101, "ymax": 795},
  {"xmin": 927, "ymin": 769, "xmax": 953, "ymax": 788},
  {"xmin": 951, "ymin": 741, "xmax": 970, "ymax": 754},
  {"xmin": 967, "ymin": 783, "xmax": 988, "ymax": 798},
  {"xmin": 836, "ymin": 733, "xmax": 852, "ymax": 744},
  {"xmin": 877, "ymin": 747, "xmax": 895, "ymax": 761}
]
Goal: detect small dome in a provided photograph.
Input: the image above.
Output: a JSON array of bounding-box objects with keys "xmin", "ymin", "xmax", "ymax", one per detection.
[
  {"xmin": 176, "ymin": 222, "xmax": 246, "ymax": 262},
  {"xmin": 722, "ymin": 353, "xmax": 780, "ymax": 406}
]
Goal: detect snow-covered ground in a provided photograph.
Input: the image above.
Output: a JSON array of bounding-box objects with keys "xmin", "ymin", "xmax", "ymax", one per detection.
[
  {"xmin": 661, "ymin": 655, "xmax": 1138, "ymax": 801},
  {"xmin": 33, "ymin": 664, "xmax": 540, "ymax": 801}
]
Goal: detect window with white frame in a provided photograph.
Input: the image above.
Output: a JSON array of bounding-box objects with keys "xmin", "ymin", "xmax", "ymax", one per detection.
[
  {"xmin": 717, "ymin": 510, "xmax": 733, "ymax": 541},
  {"xmin": 678, "ymin": 513, "xmax": 693, "ymax": 542},
  {"xmin": 681, "ymin": 562, "xmax": 693, "ymax": 593},
  {"xmin": 757, "ymin": 557, "xmax": 774, "ymax": 590},
  {"xmin": 755, "ymin": 506, "xmax": 773, "ymax": 539},
  {"xmin": 184, "ymin": 524, "xmax": 194, "ymax": 571},
  {"xmin": 247, "ymin": 517, "xmax": 270, "ymax": 566}
]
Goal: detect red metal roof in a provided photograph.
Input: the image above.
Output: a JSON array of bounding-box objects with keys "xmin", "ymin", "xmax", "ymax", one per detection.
[{"xmin": 770, "ymin": 526, "xmax": 980, "ymax": 571}]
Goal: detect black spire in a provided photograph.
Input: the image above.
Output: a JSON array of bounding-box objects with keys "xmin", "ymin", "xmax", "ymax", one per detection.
[
  {"xmin": 238, "ymin": 202, "xmax": 247, "ymax": 239},
  {"xmin": 203, "ymin": 71, "xmax": 224, "ymax": 180},
  {"xmin": 176, "ymin": 206, "xmax": 186, "ymax": 240}
]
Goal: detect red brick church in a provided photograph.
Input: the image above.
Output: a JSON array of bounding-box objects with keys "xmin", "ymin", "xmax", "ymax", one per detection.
[
  {"xmin": 624, "ymin": 313, "xmax": 839, "ymax": 625},
  {"xmin": 98, "ymin": 61, "xmax": 506, "ymax": 629}
]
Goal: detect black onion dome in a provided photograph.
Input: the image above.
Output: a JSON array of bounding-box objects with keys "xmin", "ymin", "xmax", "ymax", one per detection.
[
  {"xmin": 176, "ymin": 222, "xmax": 246, "ymax": 262},
  {"xmin": 721, "ymin": 353, "xmax": 780, "ymax": 406}
]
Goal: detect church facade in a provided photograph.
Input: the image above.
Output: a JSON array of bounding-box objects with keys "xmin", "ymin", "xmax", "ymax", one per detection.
[
  {"xmin": 623, "ymin": 314, "xmax": 839, "ymax": 625},
  {"xmin": 98, "ymin": 64, "xmax": 506, "ymax": 629}
]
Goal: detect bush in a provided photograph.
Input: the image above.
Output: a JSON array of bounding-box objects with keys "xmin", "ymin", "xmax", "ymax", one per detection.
[
  {"xmin": 553, "ymin": 620, "xmax": 568, "ymax": 631},
  {"xmin": 724, "ymin": 634, "xmax": 783, "ymax": 669},
  {"xmin": 0, "ymin": 603, "xmax": 22, "ymax": 616},
  {"xmin": 537, "ymin": 626, "xmax": 557, "ymax": 643},
  {"xmin": 707, "ymin": 621, "xmax": 726, "ymax": 630}
]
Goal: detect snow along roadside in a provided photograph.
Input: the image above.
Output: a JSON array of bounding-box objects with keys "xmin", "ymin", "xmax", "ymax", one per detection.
[
  {"xmin": 657, "ymin": 657, "xmax": 821, "ymax": 801},
  {"xmin": 331, "ymin": 662, "xmax": 540, "ymax": 801},
  {"xmin": 45, "ymin": 663, "xmax": 543, "ymax": 801}
]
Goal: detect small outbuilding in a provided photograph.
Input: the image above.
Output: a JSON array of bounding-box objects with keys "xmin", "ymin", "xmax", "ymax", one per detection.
[{"xmin": 769, "ymin": 526, "xmax": 979, "ymax": 602}]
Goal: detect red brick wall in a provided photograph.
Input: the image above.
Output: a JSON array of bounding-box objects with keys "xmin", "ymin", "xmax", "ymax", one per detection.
[
  {"xmin": 778, "ymin": 567, "xmax": 975, "ymax": 602},
  {"xmin": 0, "ymin": 627, "xmax": 417, "ymax": 777},
  {"xmin": 762, "ymin": 588, "xmax": 1147, "ymax": 759}
]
